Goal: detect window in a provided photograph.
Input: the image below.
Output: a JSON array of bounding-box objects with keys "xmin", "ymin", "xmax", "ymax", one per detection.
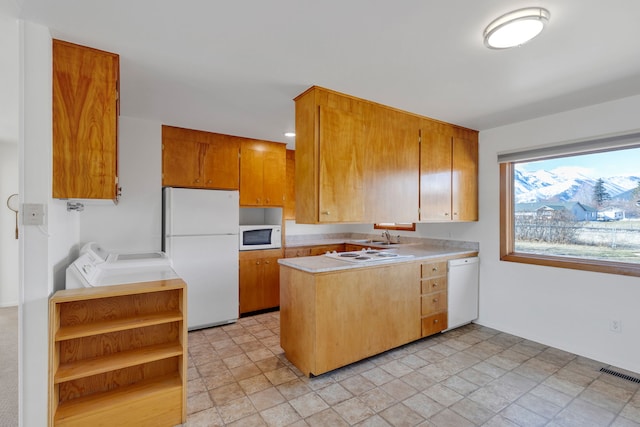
[
  {"xmin": 374, "ymin": 223, "xmax": 416, "ymax": 231},
  {"xmin": 500, "ymin": 136, "xmax": 640, "ymax": 277}
]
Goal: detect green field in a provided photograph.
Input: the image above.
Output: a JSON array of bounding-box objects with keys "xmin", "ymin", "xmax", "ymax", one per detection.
[{"xmin": 515, "ymin": 219, "xmax": 640, "ymax": 263}]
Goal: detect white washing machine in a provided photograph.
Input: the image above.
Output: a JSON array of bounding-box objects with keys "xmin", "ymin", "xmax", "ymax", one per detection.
[{"xmin": 65, "ymin": 242, "xmax": 179, "ymax": 289}]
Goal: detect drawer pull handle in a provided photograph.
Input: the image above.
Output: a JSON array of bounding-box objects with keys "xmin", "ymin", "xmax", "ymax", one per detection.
[
  {"xmin": 432, "ymin": 283, "xmax": 437, "ymax": 287},
  {"xmin": 433, "ymin": 298, "xmax": 438, "ymax": 303},
  {"xmin": 434, "ymin": 319, "xmax": 439, "ymax": 323},
  {"xmin": 321, "ymin": 211, "xmax": 330, "ymax": 215},
  {"xmin": 432, "ymin": 267, "xmax": 438, "ymax": 272}
]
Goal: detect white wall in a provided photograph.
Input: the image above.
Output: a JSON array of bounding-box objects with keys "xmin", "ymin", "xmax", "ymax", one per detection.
[
  {"xmin": 78, "ymin": 117, "xmax": 163, "ymax": 255},
  {"xmin": 0, "ymin": 3, "xmax": 19, "ymax": 308},
  {"xmin": 20, "ymin": 19, "xmax": 80, "ymax": 427},
  {"xmin": 0, "ymin": 143, "xmax": 19, "ymax": 306},
  {"xmin": 466, "ymin": 95, "xmax": 640, "ymax": 374}
]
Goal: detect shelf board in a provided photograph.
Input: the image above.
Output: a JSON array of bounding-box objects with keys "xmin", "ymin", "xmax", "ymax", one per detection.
[
  {"xmin": 55, "ymin": 342, "xmax": 183, "ymax": 383},
  {"xmin": 55, "ymin": 311, "xmax": 183, "ymax": 341},
  {"xmin": 54, "ymin": 373, "xmax": 182, "ymax": 426}
]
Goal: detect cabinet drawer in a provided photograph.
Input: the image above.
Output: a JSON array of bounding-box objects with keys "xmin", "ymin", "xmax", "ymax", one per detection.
[
  {"xmin": 309, "ymin": 244, "xmax": 345, "ymax": 256},
  {"xmin": 422, "ymin": 312, "xmax": 447, "ymax": 337},
  {"xmin": 421, "ymin": 261, "xmax": 447, "ymax": 278},
  {"xmin": 421, "ymin": 291, "xmax": 447, "ymax": 314},
  {"xmin": 285, "ymin": 247, "xmax": 312, "ymax": 258},
  {"xmin": 421, "ymin": 276, "xmax": 447, "ymax": 293}
]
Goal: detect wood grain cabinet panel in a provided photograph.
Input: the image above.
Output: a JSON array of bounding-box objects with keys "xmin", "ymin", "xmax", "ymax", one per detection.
[
  {"xmin": 284, "ymin": 247, "xmax": 312, "ymax": 258},
  {"xmin": 294, "ymin": 86, "xmax": 420, "ymax": 224},
  {"xmin": 162, "ymin": 126, "xmax": 239, "ymax": 190},
  {"xmin": 419, "ymin": 123, "xmax": 478, "ymax": 222},
  {"xmin": 240, "ymin": 140, "xmax": 286, "ymax": 206},
  {"xmin": 239, "ymin": 249, "xmax": 283, "ymax": 314},
  {"xmin": 420, "ymin": 260, "xmax": 448, "ymax": 336},
  {"xmin": 284, "ymin": 244, "xmax": 345, "ymax": 258},
  {"xmin": 48, "ymin": 280, "xmax": 187, "ymax": 427},
  {"xmin": 280, "ymin": 262, "xmax": 421, "ymax": 376},
  {"xmin": 284, "ymin": 150, "xmax": 296, "ymax": 220},
  {"xmin": 364, "ymin": 108, "xmax": 420, "ymax": 223},
  {"xmin": 52, "ymin": 39, "xmax": 119, "ymax": 200}
]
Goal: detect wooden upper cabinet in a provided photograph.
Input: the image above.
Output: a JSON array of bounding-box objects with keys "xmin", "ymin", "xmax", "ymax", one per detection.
[
  {"xmin": 52, "ymin": 39, "xmax": 120, "ymax": 200},
  {"xmin": 365, "ymin": 108, "xmax": 420, "ymax": 223},
  {"xmin": 240, "ymin": 140, "xmax": 286, "ymax": 206},
  {"xmin": 452, "ymin": 135, "xmax": 479, "ymax": 221},
  {"xmin": 284, "ymin": 150, "xmax": 296, "ymax": 220},
  {"xmin": 295, "ymin": 86, "xmax": 419, "ymax": 224},
  {"xmin": 294, "ymin": 86, "xmax": 476, "ymax": 224},
  {"xmin": 162, "ymin": 125, "xmax": 239, "ymax": 190},
  {"xmin": 318, "ymin": 105, "xmax": 366, "ymax": 222},
  {"xmin": 420, "ymin": 131, "xmax": 453, "ymax": 221},
  {"xmin": 419, "ymin": 122, "xmax": 478, "ymax": 222}
]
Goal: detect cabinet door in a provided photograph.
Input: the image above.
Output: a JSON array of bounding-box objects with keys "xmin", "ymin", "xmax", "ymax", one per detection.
[
  {"xmin": 162, "ymin": 138, "xmax": 205, "ymax": 187},
  {"xmin": 366, "ymin": 109, "xmax": 420, "ymax": 223},
  {"xmin": 202, "ymin": 134, "xmax": 240, "ymax": 190},
  {"xmin": 452, "ymin": 136, "xmax": 478, "ymax": 221},
  {"xmin": 262, "ymin": 144, "xmax": 286, "ymax": 206},
  {"xmin": 318, "ymin": 106, "xmax": 366, "ymax": 222},
  {"xmin": 239, "ymin": 258, "xmax": 263, "ymax": 314},
  {"xmin": 240, "ymin": 140, "xmax": 286, "ymax": 206},
  {"xmin": 284, "ymin": 150, "xmax": 296, "ymax": 219},
  {"xmin": 239, "ymin": 256, "xmax": 281, "ymax": 313},
  {"xmin": 52, "ymin": 40, "xmax": 119, "ymax": 200},
  {"xmin": 420, "ymin": 132, "xmax": 452, "ymax": 221},
  {"xmin": 262, "ymin": 257, "xmax": 281, "ymax": 309},
  {"xmin": 162, "ymin": 127, "xmax": 240, "ymax": 190}
]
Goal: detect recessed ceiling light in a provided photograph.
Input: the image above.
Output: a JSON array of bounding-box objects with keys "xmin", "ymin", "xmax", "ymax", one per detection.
[
  {"xmin": 483, "ymin": 7, "xmax": 550, "ymax": 49},
  {"xmin": 284, "ymin": 132, "xmax": 296, "ymax": 138}
]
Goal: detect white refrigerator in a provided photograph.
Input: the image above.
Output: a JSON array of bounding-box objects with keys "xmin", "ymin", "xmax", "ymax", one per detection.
[{"xmin": 163, "ymin": 187, "xmax": 239, "ymax": 330}]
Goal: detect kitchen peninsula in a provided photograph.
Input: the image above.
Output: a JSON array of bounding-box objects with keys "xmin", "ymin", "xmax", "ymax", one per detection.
[{"xmin": 278, "ymin": 236, "xmax": 478, "ymax": 376}]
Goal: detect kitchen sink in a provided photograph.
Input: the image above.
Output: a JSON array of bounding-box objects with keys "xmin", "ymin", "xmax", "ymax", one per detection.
[{"xmin": 352, "ymin": 239, "xmax": 399, "ymax": 245}]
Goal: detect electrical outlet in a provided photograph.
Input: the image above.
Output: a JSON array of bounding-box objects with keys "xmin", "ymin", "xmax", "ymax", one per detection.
[
  {"xmin": 23, "ymin": 203, "xmax": 46, "ymax": 226},
  {"xmin": 610, "ymin": 319, "xmax": 622, "ymax": 333}
]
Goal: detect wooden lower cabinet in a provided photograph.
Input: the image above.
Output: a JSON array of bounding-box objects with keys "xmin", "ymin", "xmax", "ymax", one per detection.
[
  {"xmin": 284, "ymin": 244, "xmax": 345, "ymax": 258},
  {"xmin": 420, "ymin": 260, "xmax": 448, "ymax": 336},
  {"xmin": 280, "ymin": 262, "xmax": 421, "ymax": 376},
  {"xmin": 48, "ymin": 280, "xmax": 187, "ymax": 427},
  {"xmin": 239, "ymin": 249, "xmax": 283, "ymax": 314}
]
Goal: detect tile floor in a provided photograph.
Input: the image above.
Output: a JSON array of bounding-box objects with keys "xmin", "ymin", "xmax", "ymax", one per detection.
[{"xmin": 185, "ymin": 311, "xmax": 640, "ymax": 426}]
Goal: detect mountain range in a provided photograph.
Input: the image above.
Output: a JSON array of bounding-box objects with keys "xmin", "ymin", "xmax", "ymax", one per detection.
[{"xmin": 514, "ymin": 167, "xmax": 640, "ymax": 204}]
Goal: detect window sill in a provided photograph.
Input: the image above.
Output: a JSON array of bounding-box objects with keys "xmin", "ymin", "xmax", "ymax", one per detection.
[{"xmin": 500, "ymin": 252, "xmax": 640, "ymax": 277}]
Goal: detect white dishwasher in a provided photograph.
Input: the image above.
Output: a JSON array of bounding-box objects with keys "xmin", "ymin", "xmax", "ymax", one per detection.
[{"xmin": 446, "ymin": 257, "xmax": 479, "ymax": 331}]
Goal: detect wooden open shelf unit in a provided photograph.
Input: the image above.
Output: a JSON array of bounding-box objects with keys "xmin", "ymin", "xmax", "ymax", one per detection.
[{"xmin": 48, "ymin": 279, "xmax": 187, "ymax": 427}]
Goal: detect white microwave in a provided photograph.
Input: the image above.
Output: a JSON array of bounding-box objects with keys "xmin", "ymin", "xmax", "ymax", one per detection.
[{"xmin": 239, "ymin": 225, "xmax": 282, "ymax": 251}]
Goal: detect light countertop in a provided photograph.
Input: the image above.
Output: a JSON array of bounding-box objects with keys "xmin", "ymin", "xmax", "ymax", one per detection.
[{"xmin": 279, "ymin": 234, "xmax": 479, "ymax": 273}]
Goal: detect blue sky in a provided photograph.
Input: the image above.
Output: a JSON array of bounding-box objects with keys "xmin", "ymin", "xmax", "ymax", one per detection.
[{"xmin": 517, "ymin": 147, "xmax": 640, "ymax": 178}]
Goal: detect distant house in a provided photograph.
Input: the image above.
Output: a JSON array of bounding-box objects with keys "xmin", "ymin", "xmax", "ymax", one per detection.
[
  {"xmin": 597, "ymin": 209, "xmax": 625, "ymax": 221},
  {"xmin": 514, "ymin": 202, "xmax": 598, "ymax": 221}
]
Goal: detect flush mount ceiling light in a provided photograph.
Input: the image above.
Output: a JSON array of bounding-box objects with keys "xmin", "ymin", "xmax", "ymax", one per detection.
[
  {"xmin": 483, "ymin": 7, "xmax": 550, "ymax": 49},
  {"xmin": 284, "ymin": 132, "xmax": 296, "ymax": 138}
]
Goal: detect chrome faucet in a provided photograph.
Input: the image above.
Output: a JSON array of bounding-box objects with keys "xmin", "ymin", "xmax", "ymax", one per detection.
[{"xmin": 383, "ymin": 230, "xmax": 391, "ymax": 244}]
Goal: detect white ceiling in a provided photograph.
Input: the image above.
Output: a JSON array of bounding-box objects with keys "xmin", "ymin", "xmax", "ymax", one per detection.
[{"xmin": 14, "ymin": 0, "xmax": 640, "ymax": 148}]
